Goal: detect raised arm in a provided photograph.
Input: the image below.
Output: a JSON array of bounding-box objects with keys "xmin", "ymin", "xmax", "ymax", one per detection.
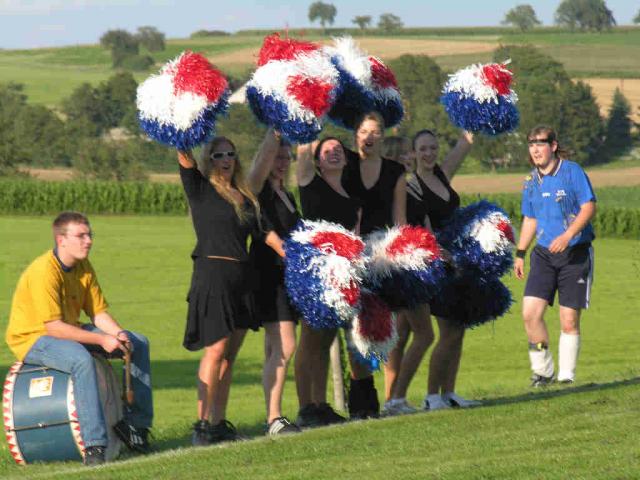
[
  {"xmin": 247, "ymin": 128, "xmax": 280, "ymax": 195},
  {"xmin": 296, "ymin": 141, "xmax": 318, "ymax": 187},
  {"xmin": 441, "ymin": 131, "xmax": 474, "ymax": 181}
]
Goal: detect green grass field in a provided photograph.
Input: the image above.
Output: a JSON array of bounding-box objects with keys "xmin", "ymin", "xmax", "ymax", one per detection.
[{"xmin": 1, "ymin": 216, "xmax": 639, "ymax": 479}]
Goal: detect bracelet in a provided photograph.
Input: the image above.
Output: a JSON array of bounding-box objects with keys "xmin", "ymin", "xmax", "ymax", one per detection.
[{"xmin": 515, "ymin": 249, "xmax": 527, "ymax": 259}]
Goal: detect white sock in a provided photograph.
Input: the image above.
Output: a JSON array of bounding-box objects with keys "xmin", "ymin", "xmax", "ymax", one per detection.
[
  {"xmin": 558, "ymin": 333, "xmax": 580, "ymax": 381},
  {"xmin": 529, "ymin": 348, "xmax": 554, "ymax": 377}
]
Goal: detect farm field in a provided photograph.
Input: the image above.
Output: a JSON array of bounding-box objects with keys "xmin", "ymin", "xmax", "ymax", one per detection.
[{"xmin": 0, "ymin": 216, "xmax": 639, "ymax": 479}]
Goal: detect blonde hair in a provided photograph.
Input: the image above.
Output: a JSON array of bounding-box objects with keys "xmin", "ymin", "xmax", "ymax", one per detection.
[{"xmin": 201, "ymin": 137, "xmax": 261, "ymax": 224}]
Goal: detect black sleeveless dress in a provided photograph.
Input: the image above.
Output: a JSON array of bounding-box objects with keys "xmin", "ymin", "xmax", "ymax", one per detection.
[
  {"xmin": 300, "ymin": 173, "xmax": 360, "ymax": 231},
  {"xmin": 406, "ymin": 164, "xmax": 460, "ymax": 230},
  {"xmin": 342, "ymin": 149, "xmax": 404, "ymax": 235},
  {"xmin": 250, "ymin": 181, "xmax": 301, "ymax": 323}
]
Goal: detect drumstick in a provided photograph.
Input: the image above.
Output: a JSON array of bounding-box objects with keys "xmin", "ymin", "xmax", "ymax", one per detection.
[{"xmin": 124, "ymin": 350, "xmax": 135, "ymax": 406}]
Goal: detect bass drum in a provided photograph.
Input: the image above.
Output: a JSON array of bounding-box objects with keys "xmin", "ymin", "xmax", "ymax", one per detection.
[{"xmin": 3, "ymin": 356, "xmax": 123, "ymax": 464}]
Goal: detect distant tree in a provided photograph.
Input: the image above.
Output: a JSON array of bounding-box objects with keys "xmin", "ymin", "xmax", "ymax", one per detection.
[
  {"xmin": 378, "ymin": 13, "xmax": 404, "ymax": 33},
  {"xmin": 62, "ymin": 83, "xmax": 105, "ymax": 136},
  {"xmin": 136, "ymin": 26, "xmax": 165, "ymax": 52},
  {"xmin": 634, "ymin": 9, "xmax": 640, "ymax": 24},
  {"xmin": 555, "ymin": 0, "xmax": 616, "ymax": 31},
  {"xmin": 96, "ymin": 72, "xmax": 138, "ymax": 130},
  {"xmin": 308, "ymin": 2, "xmax": 337, "ymax": 32},
  {"xmin": 73, "ymin": 138, "xmax": 147, "ymax": 181},
  {"xmin": 14, "ymin": 104, "xmax": 68, "ymax": 167},
  {"xmin": 502, "ymin": 4, "xmax": 542, "ymax": 31},
  {"xmin": 0, "ymin": 83, "xmax": 27, "ymax": 175},
  {"xmin": 603, "ymin": 88, "xmax": 633, "ymax": 156},
  {"xmin": 352, "ymin": 15, "xmax": 372, "ymax": 32},
  {"xmin": 99, "ymin": 29, "xmax": 140, "ymax": 67}
]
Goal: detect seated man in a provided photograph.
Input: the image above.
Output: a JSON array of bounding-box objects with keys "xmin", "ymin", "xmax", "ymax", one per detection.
[{"xmin": 5, "ymin": 212, "xmax": 153, "ymax": 466}]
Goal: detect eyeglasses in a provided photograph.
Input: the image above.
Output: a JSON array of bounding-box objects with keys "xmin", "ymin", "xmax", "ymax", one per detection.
[
  {"xmin": 65, "ymin": 232, "xmax": 93, "ymax": 240},
  {"xmin": 210, "ymin": 151, "xmax": 236, "ymax": 160},
  {"xmin": 528, "ymin": 138, "xmax": 552, "ymax": 146}
]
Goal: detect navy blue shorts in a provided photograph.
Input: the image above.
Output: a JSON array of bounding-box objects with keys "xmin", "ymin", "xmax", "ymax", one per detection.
[{"xmin": 524, "ymin": 243, "xmax": 594, "ymax": 309}]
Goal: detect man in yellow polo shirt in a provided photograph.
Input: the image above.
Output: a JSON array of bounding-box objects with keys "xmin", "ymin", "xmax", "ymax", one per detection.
[{"xmin": 6, "ymin": 212, "xmax": 153, "ymax": 466}]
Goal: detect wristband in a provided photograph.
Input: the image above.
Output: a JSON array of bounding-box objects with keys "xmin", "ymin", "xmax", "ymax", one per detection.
[
  {"xmin": 515, "ymin": 249, "xmax": 526, "ymax": 259},
  {"xmin": 116, "ymin": 330, "xmax": 127, "ymax": 337}
]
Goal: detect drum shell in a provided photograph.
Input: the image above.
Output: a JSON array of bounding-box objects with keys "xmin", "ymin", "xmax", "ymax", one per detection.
[{"xmin": 3, "ymin": 357, "xmax": 122, "ymax": 464}]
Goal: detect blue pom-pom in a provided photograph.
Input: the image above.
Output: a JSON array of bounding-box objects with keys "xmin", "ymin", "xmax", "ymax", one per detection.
[{"xmin": 440, "ymin": 92, "xmax": 519, "ymax": 136}]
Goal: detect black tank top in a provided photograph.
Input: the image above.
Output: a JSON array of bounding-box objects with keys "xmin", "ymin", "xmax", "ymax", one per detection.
[
  {"xmin": 250, "ymin": 181, "xmax": 301, "ymax": 269},
  {"xmin": 300, "ymin": 173, "xmax": 360, "ymax": 231},
  {"xmin": 342, "ymin": 149, "xmax": 404, "ymax": 235},
  {"xmin": 406, "ymin": 164, "xmax": 460, "ymax": 230}
]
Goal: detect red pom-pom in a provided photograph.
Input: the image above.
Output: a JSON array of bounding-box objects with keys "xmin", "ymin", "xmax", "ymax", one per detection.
[
  {"xmin": 357, "ymin": 293, "xmax": 393, "ymax": 342},
  {"xmin": 386, "ymin": 225, "xmax": 441, "ymax": 259},
  {"xmin": 369, "ymin": 57, "xmax": 398, "ymax": 89},
  {"xmin": 286, "ymin": 75, "xmax": 334, "ymax": 117},
  {"xmin": 311, "ymin": 231, "xmax": 364, "ymax": 260},
  {"xmin": 497, "ymin": 220, "xmax": 515, "ymax": 244},
  {"xmin": 340, "ymin": 280, "xmax": 361, "ymax": 306},
  {"xmin": 482, "ymin": 64, "xmax": 513, "ymax": 96},
  {"xmin": 257, "ymin": 33, "xmax": 319, "ymax": 66},
  {"xmin": 173, "ymin": 51, "xmax": 228, "ymax": 102}
]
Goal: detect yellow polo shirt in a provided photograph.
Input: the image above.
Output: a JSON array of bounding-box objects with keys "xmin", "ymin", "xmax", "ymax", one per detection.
[{"xmin": 6, "ymin": 250, "xmax": 109, "ymax": 361}]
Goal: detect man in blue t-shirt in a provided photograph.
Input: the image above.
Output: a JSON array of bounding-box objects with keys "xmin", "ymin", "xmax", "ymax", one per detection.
[{"xmin": 514, "ymin": 126, "xmax": 596, "ymax": 387}]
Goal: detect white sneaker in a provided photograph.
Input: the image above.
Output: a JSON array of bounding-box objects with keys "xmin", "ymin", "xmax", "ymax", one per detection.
[
  {"xmin": 442, "ymin": 392, "xmax": 481, "ymax": 408},
  {"xmin": 423, "ymin": 394, "xmax": 451, "ymax": 411},
  {"xmin": 382, "ymin": 399, "xmax": 417, "ymax": 416}
]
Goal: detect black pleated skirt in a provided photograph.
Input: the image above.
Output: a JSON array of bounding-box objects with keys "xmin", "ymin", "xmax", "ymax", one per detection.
[{"xmin": 183, "ymin": 257, "xmax": 258, "ymax": 351}]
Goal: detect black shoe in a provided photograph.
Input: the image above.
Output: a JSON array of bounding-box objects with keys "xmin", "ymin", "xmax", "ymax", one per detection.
[
  {"xmin": 192, "ymin": 419, "xmax": 212, "ymax": 447},
  {"xmin": 296, "ymin": 404, "xmax": 323, "ymax": 428},
  {"xmin": 83, "ymin": 446, "xmax": 106, "ymax": 466},
  {"xmin": 210, "ymin": 419, "xmax": 243, "ymax": 443},
  {"xmin": 530, "ymin": 373, "xmax": 555, "ymax": 387},
  {"xmin": 113, "ymin": 420, "xmax": 151, "ymax": 454},
  {"xmin": 317, "ymin": 402, "xmax": 347, "ymax": 425},
  {"xmin": 266, "ymin": 416, "xmax": 302, "ymax": 436},
  {"xmin": 348, "ymin": 376, "xmax": 379, "ymax": 419}
]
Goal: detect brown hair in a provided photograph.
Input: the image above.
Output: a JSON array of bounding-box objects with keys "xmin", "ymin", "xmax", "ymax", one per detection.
[
  {"xmin": 201, "ymin": 137, "xmax": 261, "ymax": 224},
  {"xmin": 313, "ymin": 137, "xmax": 346, "ymax": 167},
  {"xmin": 527, "ymin": 125, "xmax": 572, "ymax": 166},
  {"xmin": 354, "ymin": 111, "xmax": 385, "ymax": 133},
  {"xmin": 52, "ymin": 212, "xmax": 90, "ymax": 237},
  {"xmin": 383, "ymin": 136, "xmax": 411, "ymax": 162},
  {"xmin": 412, "ymin": 129, "xmax": 437, "ymax": 150}
]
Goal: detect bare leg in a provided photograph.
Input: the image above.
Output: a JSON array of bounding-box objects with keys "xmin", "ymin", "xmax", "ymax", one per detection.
[
  {"xmin": 384, "ymin": 312, "xmax": 410, "ymax": 401},
  {"xmin": 523, "ymin": 296, "xmax": 550, "ymax": 343},
  {"xmin": 295, "ymin": 323, "xmax": 336, "ymax": 408},
  {"xmin": 312, "ymin": 328, "xmax": 338, "ymax": 404},
  {"xmin": 392, "ymin": 304, "xmax": 435, "ymax": 399},
  {"xmin": 436, "ymin": 318, "xmax": 465, "ymax": 394},
  {"xmin": 197, "ymin": 336, "xmax": 228, "ymax": 421},
  {"xmin": 212, "ymin": 329, "xmax": 247, "ymax": 423},
  {"xmin": 263, "ymin": 321, "xmax": 297, "ymax": 423}
]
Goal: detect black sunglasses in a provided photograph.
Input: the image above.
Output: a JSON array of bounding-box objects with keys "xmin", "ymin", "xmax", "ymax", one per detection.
[{"xmin": 211, "ymin": 151, "xmax": 236, "ymax": 160}]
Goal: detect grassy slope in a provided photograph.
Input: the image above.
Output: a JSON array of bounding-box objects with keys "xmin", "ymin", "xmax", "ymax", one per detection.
[
  {"xmin": 0, "ymin": 216, "xmax": 639, "ymax": 478},
  {"xmin": 2, "ymin": 28, "xmax": 640, "ymax": 106}
]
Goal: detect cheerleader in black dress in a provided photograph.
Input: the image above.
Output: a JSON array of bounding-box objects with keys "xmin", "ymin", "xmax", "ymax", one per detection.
[
  {"xmin": 294, "ymin": 137, "xmax": 361, "ymax": 428},
  {"xmin": 341, "ymin": 112, "xmax": 407, "ymax": 420},
  {"xmin": 247, "ymin": 129, "xmax": 302, "ymax": 436},
  {"xmin": 390, "ymin": 128, "xmax": 478, "ymax": 413},
  {"xmin": 178, "ymin": 138, "xmax": 284, "ymax": 445}
]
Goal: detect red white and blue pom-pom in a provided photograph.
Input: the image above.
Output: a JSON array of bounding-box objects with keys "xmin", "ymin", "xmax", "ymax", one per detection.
[
  {"xmin": 324, "ymin": 37, "xmax": 404, "ymax": 130},
  {"xmin": 284, "ymin": 220, "xmax": 365, "ymax": 329},
  {"xmin": 437, "ymin": 200, "xmax": 515, "ymax": 280},
  {"xmin": 136, "ymin": 51, "xmax": 230, "ymax": 150},
  {"xmin": 246, "ymin": 33, "xmax": 340, "ymax": 143},
  {"xmin": 440, "ymin": 62, "xmax": 519, "ymax": 135},
  {"xmin": 363, "ymin": 225, "xmax": 448, "ymax": 309},
  {"xmin": 346, "ymin": 292, "xmax": 398, "ymax": 363},
  {"xmin": 431, "ymin": 276, "xmax": 513, "ymax": 329}
]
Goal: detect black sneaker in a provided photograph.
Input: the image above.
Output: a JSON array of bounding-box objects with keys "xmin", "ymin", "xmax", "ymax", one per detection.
[
  {"xmin": 296, "ymin": 404, "xmax": 324, "ymax": 428},
  {"xmin": 113, "ymin": 420, "xmax": 151, "ymax": 454},
  {"xmin": 317, "ymin": 402, "xmax": 347, "ymax": 425},
  {"xmin": 83, "ymin": 446, "xmax": 106, "ymax": 466},
  {"xmin": 266, "ymin": 417, "xmax": 301, "ymax": 436},
  {"xmin": 210, "ymin": 419, "xmax": 243, "ymax": 443},
  {"xmin": 192, "ymin": 419, "xmax": 212, "ymax": 447},
  {"xmin": 530, "ymin": 373, "xmax": 555, "ymax": 387}
]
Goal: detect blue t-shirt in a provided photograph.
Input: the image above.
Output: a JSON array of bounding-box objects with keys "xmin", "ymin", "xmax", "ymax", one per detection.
[{"xmin": 521, "ymin": 159, "xmax": 596, "ymax": 248}]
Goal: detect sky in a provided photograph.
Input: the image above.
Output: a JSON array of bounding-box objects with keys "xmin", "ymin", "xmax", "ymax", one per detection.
[{"xmin": 0, "ymin": 0, "xmax": 637, "ymax": 49}]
